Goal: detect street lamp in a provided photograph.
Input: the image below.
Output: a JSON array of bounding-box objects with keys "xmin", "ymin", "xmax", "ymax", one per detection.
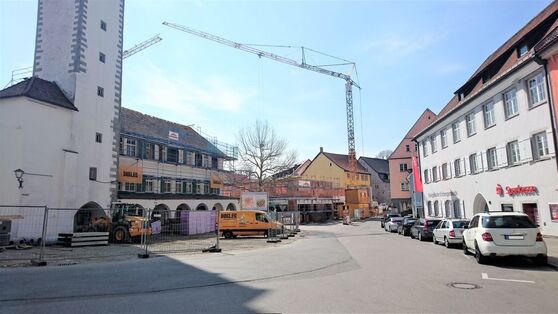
[{"xmin": 14, "ymin": 169, "xmax": 24, "ymax": 189}]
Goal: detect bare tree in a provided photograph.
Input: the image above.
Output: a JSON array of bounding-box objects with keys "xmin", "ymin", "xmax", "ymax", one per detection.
[
  {"xmin": 237, "ymin": 120, "xmax": 297, "ymax": 191},
  {"xmin": 376, "ymin": 149, "xmax": 393, "ymax": 160}
]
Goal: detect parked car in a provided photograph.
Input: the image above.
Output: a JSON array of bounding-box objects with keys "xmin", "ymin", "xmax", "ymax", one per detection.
[
  {"xmin": 462, "ymin": 212, "xmax": 547, "ymax": 265},
  {"xmin": 432, "ymin": 219, "xmax": 469, "ymax": 248},
  {"xmin": 398, "ymin": 217, "xmax": 418, "ymax": 236},
  {"xmin": 385, "ymin": 217, "xmax": 404, "ymax": 232},
  {"xmin": 410, "ymin": 218, "xmax": 442, "ymax": 241},
  {"xmin": 381, "ymin": 212, "xmax": 401, "ymax": 229}
]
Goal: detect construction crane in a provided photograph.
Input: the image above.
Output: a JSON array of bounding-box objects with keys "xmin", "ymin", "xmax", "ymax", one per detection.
[
  {"xmin": 4, "ymin": 35, "xmax": 163, "ymax": 88},
  {"xmin": 162, "ymin": 22, "xmax": 361, "ymax": 185},
  {"xmin": 122, "ymin": 34, "xmax": 163, "ymax": 59}
]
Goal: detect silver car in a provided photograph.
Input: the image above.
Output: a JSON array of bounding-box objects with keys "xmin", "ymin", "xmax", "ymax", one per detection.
[
  {"xmin": 432, "ymin": 219, "xmax": 469, "ymax": 248},
  {"xmin": 385, "ymin": 217, "xmax": 404, "ymax": 232}
]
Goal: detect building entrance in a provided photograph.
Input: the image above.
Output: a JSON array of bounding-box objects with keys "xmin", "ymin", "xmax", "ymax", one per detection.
[{"xmin": 522, "ymin": 203, "xmax": 539, "ymax": 225}]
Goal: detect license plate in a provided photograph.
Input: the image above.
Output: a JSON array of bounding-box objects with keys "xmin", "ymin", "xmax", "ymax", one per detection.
[{"xmin": 505, "ymin": 235, "xmax": 524, "ymax": 240}]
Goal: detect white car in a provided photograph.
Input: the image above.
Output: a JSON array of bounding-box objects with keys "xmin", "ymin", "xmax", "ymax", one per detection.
[
  {"xmin": 432, "ymin": 219, "xmax": 469, "ymax": 248},
  {"xmin": 462, "ymin": 212, "xmax": 547, "ymax": 265},
  {"xmin": 385, "ymin": 217, "xmax": 403, "ymax": 232}
]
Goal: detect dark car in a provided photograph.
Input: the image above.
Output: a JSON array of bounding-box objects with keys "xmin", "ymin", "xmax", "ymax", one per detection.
[
  {"xmin": 398, "ymin": 217, "xmax": 417, "ymax": 236},
  {"xmin": 410, "ymin": 218, "xmax": 442, "ymax": 241},
  {"xmin": 381, "ymin": 212, "xmax": 401, "ymax": 229}
]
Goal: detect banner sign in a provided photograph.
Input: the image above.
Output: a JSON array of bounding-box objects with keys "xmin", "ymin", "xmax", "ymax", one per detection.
[
  {"xmin": 118, "ymin": 165, "xmax": 143, "ymax": 184},
  {"xmin": 210, "ymin": 175, "xmax": 224, "ymax": 189},
  {"xmin": 169, "ymin": 131, "xmax": 179, "ymax": 141},
  {"xmin": 241, "ymin": 192, "xmax": 268, "ymax": 211},
  {"xmin": 549, "ymin": 203, "xmax": 558, "ymax": 222},
  {"xmin": 496, "ymin": 184, "xmax": 537, "ymax": 196}
]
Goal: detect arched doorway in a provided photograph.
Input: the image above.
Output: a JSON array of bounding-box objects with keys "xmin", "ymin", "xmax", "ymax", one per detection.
[
  {"xmin": 226, "ymin": 203, "xmax": 236, "ymax": 211},
  {"xmin": 427, "ymin": 201, "xmax": 432, "ymax": 216},
  {"xmin": 74, "ymin": 202, "xmax": 108, "ymax": 232},
  {"xmin": 196, "ymin": 203, "xmax": 208, "ymax": 211},
  {"xmin": 453, "ymin": 199, "xmax": 461, "ymax": 218},
  {"xmin": 473, "ymin": 193, "xmax": 489, "ymax": 214},
  {"xmin": 152, "ymin": 204, "xmax": 170, "ymax": 225},
  {"xmin": 212, "ymin": 203, "xmax": 224, "ymax": 211},
  {"xmin": 444, "ymin": 200, "xmax": 451, "ymax": 218}
]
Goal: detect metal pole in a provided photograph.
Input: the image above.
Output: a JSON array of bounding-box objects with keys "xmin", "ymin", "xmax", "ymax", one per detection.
[
  {"xmin": 138, "ymin": 208, "xmax": 149, "ymax": 258},
  {"xmin": 32, "ymin": 206, "xmax": 48, "ymax": 266}
]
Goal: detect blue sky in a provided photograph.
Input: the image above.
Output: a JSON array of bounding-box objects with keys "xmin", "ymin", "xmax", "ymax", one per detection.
[{"xmin": 0, "ymin": 0, "xmax": 552, "ymax": 162}]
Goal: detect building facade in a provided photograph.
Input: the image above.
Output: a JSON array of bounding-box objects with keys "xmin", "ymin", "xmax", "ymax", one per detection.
[
  {"xmin": 358, "ymin": 157, "xmax": 390, "ymax": 205},
  {"xmin": 0, "ymin": 0, "xmax": 123, "ymax": 209},
  {"xmin": 301, "ymin": 148, "xmax": 371, "ymax": 194},
  {"xmin": 116, "ymin": 108, "xmax": 239, "ymax": 217},
  {"xmin": 415, "ymin": 3, "xmax": 558, "ymax": 236},
  {"xmin": 388, "ymin": 109, "xmax": 436, "ymax": 211}
]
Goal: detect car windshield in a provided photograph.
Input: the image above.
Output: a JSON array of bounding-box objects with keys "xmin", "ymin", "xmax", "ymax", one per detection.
[
  {"xmin": 391, "ymin": 218, "xmax": 403, "ymax": 222},
  {"xmin": 427, "ymin": 220, "xmax": 441, "ymax": 226},
  {"xmin": 482, "ymin": 216, "xmax": 536, "ymax": 229},
  {"xmin": 452, "ymin": 220, "xmax": 469, "ymax": 228},
  {"xmin": 405, "ymin": 219, "xmax": 417, "ymax": 224}
]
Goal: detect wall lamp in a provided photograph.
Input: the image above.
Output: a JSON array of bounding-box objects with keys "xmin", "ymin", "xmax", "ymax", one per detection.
[{"xmin": 14, "ymin": 168, "xmax": 24, "ymax": 189}]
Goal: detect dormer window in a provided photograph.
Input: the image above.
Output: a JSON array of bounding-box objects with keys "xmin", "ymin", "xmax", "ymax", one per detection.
[{"xmin": 518, "ymin": 44, "xmax": 528, "ymax": 57}]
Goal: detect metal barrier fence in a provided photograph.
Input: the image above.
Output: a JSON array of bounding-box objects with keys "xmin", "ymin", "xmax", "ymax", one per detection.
[{"xmin": 140, "ymin": 209, "xmax": 219, "ymax": 256}]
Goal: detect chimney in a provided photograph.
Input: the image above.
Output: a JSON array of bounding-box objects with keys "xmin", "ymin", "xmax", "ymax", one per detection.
[{"xmin": 320, "ymin": 147, "xmax": 323, "ymax": 153}]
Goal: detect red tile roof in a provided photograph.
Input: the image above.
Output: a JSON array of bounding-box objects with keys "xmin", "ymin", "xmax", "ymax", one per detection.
[
  {"xmin": 459, "ymin": 1, "xmax": 558, "ymax": 92},
  {"xmin": 389, "ymin": 109, "xmax": 437, "ymax": 159},
  {"xmin": 321, "ymin": 152, "xmax": 369, "ymax": 174}
]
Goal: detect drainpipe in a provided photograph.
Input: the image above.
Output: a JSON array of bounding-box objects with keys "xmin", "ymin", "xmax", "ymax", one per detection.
[{"xmin": 535, "ymin": 55, "xmax": 558, "ymax": 170}]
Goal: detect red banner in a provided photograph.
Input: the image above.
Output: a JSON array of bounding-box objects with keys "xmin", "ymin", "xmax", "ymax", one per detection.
[{"xmin": 412, "ymin": 153, "xmax": 423, "ymax": 193}]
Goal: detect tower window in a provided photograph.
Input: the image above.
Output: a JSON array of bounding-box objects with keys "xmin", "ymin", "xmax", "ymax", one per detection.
[
  {"xmin": 99, "ymin": 52, "xmax": 106, "ymax": 63},
  {"xmin": 100, "ymin": 20, "xmax": 107, "ymax": 31},
  {"xmin": 97, "ymin": 86, "xmax": 104, "ymax": 97},
  {"xmin": 95, "ymin": 133, "xmax": 102, "ymax": 143},
  {"xmin": 89, "ymin": 167, "xmax": 97, "ymax": 181}
]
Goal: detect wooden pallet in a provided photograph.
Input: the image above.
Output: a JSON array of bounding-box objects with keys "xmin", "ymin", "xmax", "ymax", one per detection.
[{"xmin": 58, "ymin": 232, "xmax": 109, "ymax": 247}]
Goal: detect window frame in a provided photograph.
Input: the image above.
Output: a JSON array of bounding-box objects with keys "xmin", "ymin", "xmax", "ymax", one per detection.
[
  {"xmin": 527, "ymin": 72, "xmax": 546, "ymax": 108},
  {"xmin": 100, "ymin": 20, "xmax": 107, "ymax": 31},
  {"xmin": 465, "ymin": 113, "xmax": 476, "ymax": 137},
  {"xmin": 99, "ymin": 52, "xmax": 106, "ymax": 63},
  {"xmin": 487, "ymin": 147, "xmax": 498, "ymax": 171},
  {"xmin": 430, "ymin": 136, "xmax": 437, "ymax": 154},
  {"xmin": 503, "ymin": 88, "xmax": 519, "ymax": 119},
  {"xmin": 441, "ymin": 162, "xmax": 449, "ymax": 180},
  {"xmin": 532, "ymin": 131, "xmax": 549, "ymax": 160},
  {"xmin": 440, "ymin": 129, "xmax": 447, "ymax": 149},
  {"xmin": 507, "ymin": 140, "xmax": 520, "ymax": 166},
  {"xmin": 452, "ymin": 122, "xmax": 461, "ymax": 143},
  {"xmin": 95, "ymin": 132, "xmax": 102, "ymax": 143},
  {"xmin": 469, "ymin": 153, "xmax": 478, "ymax": 174},
  {"xmin": 432, "ymin": 166, "xmax": 439, "ymax": 182},
  {"xmin": 89, "ymin": 167, "xmax": 97, "ymax": 181},
  {"xmin": 483, "ymin": 101, "xmax": 495, "ymax": 128},
  {"xmin": 454, "ymin": 159, "xmax": 462, "ymax": 177},
  {"xmin": 97, "ymin": 86, "xmax": 104, "ymax": 97}
]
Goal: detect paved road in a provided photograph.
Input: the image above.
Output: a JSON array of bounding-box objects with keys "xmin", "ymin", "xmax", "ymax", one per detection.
[{"xmin": 1, "ymin": 220, "xmax": 557, "ymax": 313}]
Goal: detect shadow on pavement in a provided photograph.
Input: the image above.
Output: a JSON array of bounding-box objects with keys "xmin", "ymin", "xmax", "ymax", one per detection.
[{"xmin": 0, "ymin": 255, "xmax": 267, "ymax": 313}]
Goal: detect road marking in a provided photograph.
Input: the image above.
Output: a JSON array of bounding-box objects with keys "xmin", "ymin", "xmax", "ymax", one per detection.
[{"xmin": 481, "ymin": 273, "xmax": 535, "ymax": 284}]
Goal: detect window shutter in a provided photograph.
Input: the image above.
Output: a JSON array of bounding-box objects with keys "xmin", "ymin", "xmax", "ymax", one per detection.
[
  {"xmin": 461, "ymin": 158, "xmax": 467, "ymax": 175},
  {"xmin": 497, "ymin": 144, "xmax": 508, "ymax": 167},
  {"xmin": 162, "ymin": 146, "xmax": 167, "ymax": 162},
  {"xmin": 530, "ymin": 136, "xmax": 537, "ymax": 160},
  {"xmin": 478, "ymin": 151, "xmax": 484, "ymax": 172},
  {"xmin": 154, "ymin": 144, "xmax": 160, "ymax": 160},
  {"xmin": 519, "ymin": 137, "xmax": 531, "ymax": 162}
]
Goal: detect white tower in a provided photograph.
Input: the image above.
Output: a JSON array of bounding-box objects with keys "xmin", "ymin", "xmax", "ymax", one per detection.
[{"xmin": 30, "ymin": 0, "xmax": 124, "ymax": 208}]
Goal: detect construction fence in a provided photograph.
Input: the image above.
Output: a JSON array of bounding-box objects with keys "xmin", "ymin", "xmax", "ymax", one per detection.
[{"xmin": 0, "ymin": 205, "xmax": 301, "ymax": 266}]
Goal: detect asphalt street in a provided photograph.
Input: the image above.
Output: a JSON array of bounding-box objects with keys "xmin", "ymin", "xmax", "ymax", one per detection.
[{"xmin": 1, "ymin": 220, "xmax": 557, "ymax": 313}]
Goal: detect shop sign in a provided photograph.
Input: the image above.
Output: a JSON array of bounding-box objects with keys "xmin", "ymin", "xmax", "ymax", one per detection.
[
  {"xmin": 118, "ymin": 165, "xmax": 143, "ymax": 184},
  {"xmin": 241, "ymin": 192, "xmax": 268, "ymax": 210},
  {"xmin": 496, "ymin": 184, "xmax": 537, "ymax": 196},
  {"xmin": 298, "ymin": 180, "xmax": 311, "ymax": 188},
  {"xmin": 169, "ymin": 131, "xmax": 179, "ymax": 141},
  {"xmin": 427, "ymin": 191, "xmax": 457, "ymax": 198},
  {"xmin": 210, "ymin": 175, "xmax": 223, "ymax": 189}
]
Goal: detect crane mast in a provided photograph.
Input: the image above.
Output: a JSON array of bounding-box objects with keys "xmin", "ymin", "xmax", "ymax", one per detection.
[{"xmin": 162, "ymin": 22, "xmax": 361, "ymax": 185}]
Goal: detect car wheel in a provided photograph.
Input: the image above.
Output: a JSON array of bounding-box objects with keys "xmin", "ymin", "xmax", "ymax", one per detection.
[
  {"xmin": 112, "ymin": 226, "xmax": 128, "ymax": 243},
  {"xmin": 463, "ymin": 240, "xmax": 471, "ymax": 255},
  {"xmin": 418, "ymin": 232, "xmax": 423, "ymax": 241},
  {"xmin": 444, "ymin": 237, "xmax": 450, "ymax": 248},
  {"xmin": 410, "ymin": 231, "xmax": 415, "ymax": 239},
  {"xmin": 534, "ymin": 255, "xmax": 548, "ymax": 266},
  {"xmin": 475, "ymin": 243, "xmax": 488, "ymax": 264},
  {"xmin": 223, "ymin": 231, "xmax": 233, "ymax": 239}
]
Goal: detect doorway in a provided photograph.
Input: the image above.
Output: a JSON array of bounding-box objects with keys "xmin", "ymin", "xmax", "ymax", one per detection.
[{"xmin": 522, "ymin": 203, "xmax": 539, "ymax": 225}]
